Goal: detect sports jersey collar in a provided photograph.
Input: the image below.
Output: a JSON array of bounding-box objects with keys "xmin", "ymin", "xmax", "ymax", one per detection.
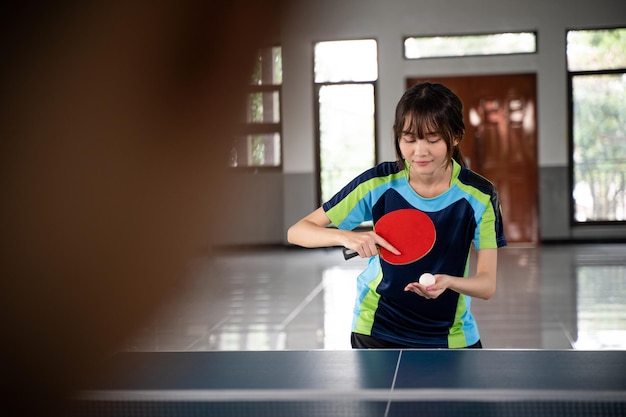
[
  {"xmin": 451, "ymin": 159, "xmax": 461, "ymax": 184},
  {"xmin": 403, "ymin": 158, "xmax": 462, "ymax": 187}
]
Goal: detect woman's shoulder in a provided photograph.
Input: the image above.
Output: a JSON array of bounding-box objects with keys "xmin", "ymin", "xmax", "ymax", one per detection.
[
  {"xmin": 371, "ymin": 161, "xmax": 404, "ymax": 176},
  {"xmin": 346, "ymin": 161, "xmax": 404, "ymax": 185},
  {"xmin": 326, "ymin": 162, "xmax": 404, "ymax": 206},
  {"xmin": 457, "ymin": 165, "xmax": 499, "ymax": 195}
]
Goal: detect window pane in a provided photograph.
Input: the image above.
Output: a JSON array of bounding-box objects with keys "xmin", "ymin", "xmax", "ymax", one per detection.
[
  {"xmin": 230, "ymin": 133, "xmax": 281, "ymax": 167},
  {"xmin": 404, "ymin": 32, "xmax": 536, "ymax": 59},
  {"xmin": 319, "ymin": 84, "xmax": 375, "ymax": 203},
  {"xmin": 271, "ymin": 46, "xmax": 283, "ymax": 84},
  {"xmin": 567, "ymin": 28, "xmax": 626, "ymax": 71},
  {"xmin": 251, "ymin": 46, "xmax": 282, "ymax": 85},
  {"xmin": 247, "ymin": 91, "xmax": 280, "ymax": 123},
  {"xmin": 572, "ymin": 73, "xmax": 626, "ymax": 221},
  {"xmin": 314, "ymin": 40, "xmax": 378, "ymax": 82}
]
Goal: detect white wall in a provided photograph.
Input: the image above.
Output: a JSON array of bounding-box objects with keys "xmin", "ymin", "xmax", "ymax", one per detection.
[
  {"xmin": 275, "ymin": 0, "xmax": 626, "ymax": 243},
  {"xmin": 282, "ymin": 0, "xmax": 625, "ymax": 170}
]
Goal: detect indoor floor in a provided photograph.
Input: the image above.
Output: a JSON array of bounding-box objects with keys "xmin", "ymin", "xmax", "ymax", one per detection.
[{"xmin": 123, "ymin": 243, "xmax": 626, "ymax": 352}]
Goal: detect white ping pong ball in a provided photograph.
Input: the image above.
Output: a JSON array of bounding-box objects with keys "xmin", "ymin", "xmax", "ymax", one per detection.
[{"xmin": 419, "ymin": 273, "xmax": 435, "ymax": 286}]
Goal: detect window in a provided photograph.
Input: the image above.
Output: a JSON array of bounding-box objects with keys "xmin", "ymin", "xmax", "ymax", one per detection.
[
  {"xmin": 568, "ymin": 28, "xmax": 626, "ymax": 222},
  {"xmin": 314, "ymin": 39, "xmax": 377, "ymax": 204},
  {"xmin": 231, "ymin": 46, "xmax": 282, "ymax": 168},
  {"xmin": 404, "ymin": 32, "xmax": 536, "ymax": 59}
]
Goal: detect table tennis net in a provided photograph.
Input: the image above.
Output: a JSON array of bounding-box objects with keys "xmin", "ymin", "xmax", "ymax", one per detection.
[{"xmin": 69, "ymin": 396, "xmax": 625, "ymax": 417}]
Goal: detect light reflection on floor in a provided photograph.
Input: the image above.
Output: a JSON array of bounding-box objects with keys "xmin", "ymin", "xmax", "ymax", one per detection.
[
  {"xmin": 575, "ymin": 265, "xmax": 626, "ymax": 349},
  {"xmin": 323, "ymin": 267, "xmax": 359, "ymax": 349},
  {"xmin": 123, "ymin": 244, "xmax": 626, "ymax": 352}
]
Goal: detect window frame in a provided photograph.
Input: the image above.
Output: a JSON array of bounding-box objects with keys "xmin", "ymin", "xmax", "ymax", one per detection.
[
  {"xmin": 567, "ymin": 26, "xmax": 626, "ymax": 225},
  {"xmin": 312, "ymin": 38, "xmax": 379, "ymax": 206},
  {"xmin": 403, "ymin": 30, "xmax": 538, "ymax": 60},
  {"xmin": 313, "ymin": 80, "xmax": 379, "ymax": 205},
  {"xmin": 232, "ymin": 46, "xmax": 283, "ymax": 171}
]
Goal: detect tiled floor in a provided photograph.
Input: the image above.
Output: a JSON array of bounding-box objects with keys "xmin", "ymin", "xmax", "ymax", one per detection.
[{"xmin": 123, "ymin": 243, "xmax": 626, "ymax": 352}]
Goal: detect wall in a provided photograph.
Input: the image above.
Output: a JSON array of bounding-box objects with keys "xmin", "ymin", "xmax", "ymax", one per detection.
[
  {"xmin": 233, "ymin": 0, "xmax": 626, "ymax": 246},
  {"xmin": 210, "ymin": 170, "xmax": 285, "ymax": 246}
]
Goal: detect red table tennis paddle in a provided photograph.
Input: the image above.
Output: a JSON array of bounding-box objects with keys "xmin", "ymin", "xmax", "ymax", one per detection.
[{"xmin": 343, "ymin": 208, "xmax": 436, "ymax": 264}]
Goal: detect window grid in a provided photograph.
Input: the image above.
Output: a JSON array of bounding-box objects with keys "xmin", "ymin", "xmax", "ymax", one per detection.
[
  {"xmin": 313, "ymin": 39, "xmax": 378, "ymax": 205},
  {"xmin": 232, "ymin": 47, "xmax": 283, "ymax": 169}
]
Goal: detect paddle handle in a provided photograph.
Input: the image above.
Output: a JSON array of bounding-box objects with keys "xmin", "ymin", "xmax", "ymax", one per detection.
[{"xmin": 343, "ymin": 247, "xmax": 359, "ymax": 260}]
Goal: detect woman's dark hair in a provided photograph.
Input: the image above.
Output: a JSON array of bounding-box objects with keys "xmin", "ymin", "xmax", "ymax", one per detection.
[{"xmin": 393, "ymin": 82, "xmax": 466, "ymax": 169}]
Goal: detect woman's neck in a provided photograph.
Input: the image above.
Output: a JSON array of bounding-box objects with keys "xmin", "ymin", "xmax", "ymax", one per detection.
[{"xmin": 408, "ymin": 162, "xmax": 453, "ymax": 198}]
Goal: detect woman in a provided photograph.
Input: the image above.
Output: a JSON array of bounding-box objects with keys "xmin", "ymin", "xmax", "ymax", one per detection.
[{"xmin": 288, "ymin": 82, "xmax": 507, "ymax": 349}]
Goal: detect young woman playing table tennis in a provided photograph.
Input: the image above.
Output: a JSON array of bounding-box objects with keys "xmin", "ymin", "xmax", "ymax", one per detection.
[{"xmin": 287, "ymin": 82, "xmax": 507, "ymax": 349}]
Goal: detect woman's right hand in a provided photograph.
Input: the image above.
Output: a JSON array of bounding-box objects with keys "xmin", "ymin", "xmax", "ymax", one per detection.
[
  {"xmin": 342, "ymin": 230, "xmax": 400, "ymax": 259},
  {"xmin": 287, "ymin": 207, "xmax": 400, "ymax": 259}
]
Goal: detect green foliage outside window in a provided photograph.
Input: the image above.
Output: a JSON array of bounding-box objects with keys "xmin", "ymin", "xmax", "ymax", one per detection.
[
  {"xmin": 251, "ymin": 135, "xmax": 266, "ymax": 166},
  {"xmin": 569, "ymin": 28, "xmax": 626, "ymax": 222}
]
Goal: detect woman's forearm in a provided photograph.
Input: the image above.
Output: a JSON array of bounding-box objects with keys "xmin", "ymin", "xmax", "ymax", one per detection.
[
  {"xmin": 287, "ymin": 207, "xmax": 348, "ymax": 248},
  {"xmin": 446, "ymin": 271, "xmax": 497, "ymax": 300},
  {"xmin": 287, "ymin": 220, "xmax": 347, "ymax": 248},
  {"xmin": 446, "ymin": 248, "xmax": 498, "ymax": 299}
]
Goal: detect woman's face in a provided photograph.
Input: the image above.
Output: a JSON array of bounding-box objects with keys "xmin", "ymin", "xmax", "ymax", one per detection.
[{"xmin": 398, "ymin": 116, "xmax": 457, "ymax": 177}]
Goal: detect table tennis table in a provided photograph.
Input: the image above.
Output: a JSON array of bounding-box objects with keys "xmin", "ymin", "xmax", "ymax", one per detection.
[{"xmin": 71, "ymin": 349, "xmax": 626, "ymax": 417}]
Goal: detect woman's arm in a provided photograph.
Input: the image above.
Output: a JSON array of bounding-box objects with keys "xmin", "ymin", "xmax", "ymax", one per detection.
[
  {"xmin": 287, "ymin": 207, "xmax": 341, "ymax": 247},
  {"xmin": 404, "ymin": 248, "xmax": 498, "ymax": 300},
  {"xmin": 287, "ymin": 207, "xmax": 399, "ymax": 259}
]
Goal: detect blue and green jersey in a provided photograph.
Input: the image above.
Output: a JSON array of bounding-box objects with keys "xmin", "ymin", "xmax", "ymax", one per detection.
[{"xmin": 322, "ymin": 160, "xmax": 507, "ymax": 348}]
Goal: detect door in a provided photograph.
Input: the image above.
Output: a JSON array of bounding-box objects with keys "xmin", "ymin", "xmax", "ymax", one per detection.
[{"xmin": 407, "ymin": 74, "xmax": 539, "ymax": 244}]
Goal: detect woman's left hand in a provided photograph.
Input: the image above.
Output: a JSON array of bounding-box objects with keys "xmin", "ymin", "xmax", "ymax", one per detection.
[{"xmin": 404, "ymin": 274, "xmax": 450, "ymax": 299}]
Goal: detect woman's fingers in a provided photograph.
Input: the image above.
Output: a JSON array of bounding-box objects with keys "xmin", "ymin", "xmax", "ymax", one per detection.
[
  {"xmin": 345, "ymin": 231, "xmax": 401, "ymax": 259},
  {"xmin": 404, "ymin": 278, "xmax": 443, "ymax": 299},
  {"xmin": 346, "ymin": 231, "xmax": 382, "ymax": 258},
  {"xmin": 375, "ymin": 235, "xmax": 401, "ymax": 256}
]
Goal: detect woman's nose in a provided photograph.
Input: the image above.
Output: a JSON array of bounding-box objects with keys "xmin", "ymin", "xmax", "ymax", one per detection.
[{"xmin": 413, "ymin": 139, "xmax": 428, "ymax": 155}]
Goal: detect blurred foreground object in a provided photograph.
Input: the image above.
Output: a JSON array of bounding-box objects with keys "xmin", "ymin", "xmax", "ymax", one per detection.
[{"xmin": 0, "ymin": 1, "xmax": 283, "ymax": 415}]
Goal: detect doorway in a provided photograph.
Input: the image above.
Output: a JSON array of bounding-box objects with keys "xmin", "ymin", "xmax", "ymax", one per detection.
[{"xmin": 407, "ymin": 74, "xmax": 539, "ymax": 244}]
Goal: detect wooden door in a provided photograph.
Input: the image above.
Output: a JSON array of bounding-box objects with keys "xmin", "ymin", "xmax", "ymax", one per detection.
[{"xmin": 407, "ymin": 74, "xmax": 538, "ymax": 244}]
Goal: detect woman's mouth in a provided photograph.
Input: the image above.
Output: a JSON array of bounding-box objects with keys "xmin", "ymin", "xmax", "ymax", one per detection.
[{"xmin": 413, "ymin": 160, "xmax": 431, "ymax": 167}]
